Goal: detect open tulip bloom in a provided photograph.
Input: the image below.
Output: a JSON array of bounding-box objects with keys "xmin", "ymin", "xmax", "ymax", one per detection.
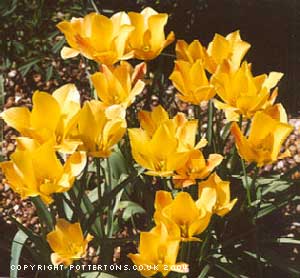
[
  {"xmin": 1, "ymin": 84, "xmax": 82, "ymax": 153},
  {"xmin": 0, "ymin": 139, "xmax": 86, "ymax": 204},
  {"xmin": 47, "ymin": 219, "xmax": 93, "ymax": 266},
  {"xmin": 57, "ymin": 12, "xmax": 134, "ymax": 65},
  {"xmin": 231, "ymin": 108, "xmax": 293, "ymax": 167}
]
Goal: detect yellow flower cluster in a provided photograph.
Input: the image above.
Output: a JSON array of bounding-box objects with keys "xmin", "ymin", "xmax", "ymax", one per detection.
[
  {"xmin": 169, "ymin": 30, "xmax": 293, "ymax": 166},
  {"xmin": 1, "ymin": 7, "xmax": 173, "ymax": 267},
  {"xmin": 128, "ymin": 107, "xmax": 236, "ymax": 278},
  {"xmin": 57, "ymin": 7, "xmax": 174, "ymax": 63},
  {"xmin": 0, "ymin": 5, "xmax": 293, "ymax": 273},
  {"xmin": 129, "ymin": 105, "xmax": 222, "ymax": 181},
  {"xmin": 129, "ymin": 176, "xmax": 237, "ymax": 277}
]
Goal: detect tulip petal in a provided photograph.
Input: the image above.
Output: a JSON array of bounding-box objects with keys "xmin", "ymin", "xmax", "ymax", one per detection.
[
  {"xmin": 1, "ymin": 107, "xmax": 31, "ymax": 134},
  {"xmin": 61, "ymin": 47, "xmax": 80, "ymax": 59}
]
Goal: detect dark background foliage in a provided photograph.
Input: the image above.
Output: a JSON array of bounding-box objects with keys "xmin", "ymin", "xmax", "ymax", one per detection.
[{"xmin": 1, "ymin": 0, "xmax": 300, "ymax": 114}]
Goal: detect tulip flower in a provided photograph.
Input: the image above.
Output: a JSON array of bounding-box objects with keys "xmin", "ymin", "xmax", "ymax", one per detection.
[
  {"xmin": 231, "ymin": 109, "xmax": 293, "ymax": 166},
  {"xmin": 138, "ymin": 105, "xmax": 207, "ymax": 149},
  {"xmin": 169, "ymin": 60, "xmax": 216, "ymax": 105},
  {"xmin": 138, "ymin": 105, "xmax": 170, "ymax": 137},
  {"xmin": 128, "ymin": 223, "xmax": 188, "ymax": 277},
  {"xmin": 91, "ymin": 61, "xmax": 146, "ymax": 108},
  {"xmin": 0, "ymin": 139, "xmax": 86, "ymax": 204},
  {"xmin": 47, "ymin": 219, "xmax": 93, "ymax": 266},
  {"xmin": 127, "ymin": 7, "xmax": 175, "ymax": 60},
  {"xmin": 76, "ymin": 101, "xmax": 126, "ymax": 157},
  {"xmin": 173, "ymin": 150, "xmax": 223, "ymax": 188},
  {"xmin": 175, "ymin": 39, "xmax": 209, "ymax": 65},
  {"xmin": 206, "ymin": 30, "xmax": 251, "ymax": 73},
  {"xmin": 198, "ymin": 173, "xmax": 237, "ymax": 217},
  {"xmin": 129, "ymin": 106, "xmax": 207, "ymax": 176},
  {"xmin": 1, "ymin": 84, "xmax": 81, "ymax": 153},
  {"xmin": 57, "ymin": 12, "xmax": 134, "ymax": 65},
  {"xmin": 154, "ymin": 191, "xmax": 211, "ymax": 241},
  {"xmin": 212, "ymin": 61, "xmax": 283, "ymax": 121},
  {"xmin": 128, "ymin": 123, "xmax": 190, "ymax": 176}
]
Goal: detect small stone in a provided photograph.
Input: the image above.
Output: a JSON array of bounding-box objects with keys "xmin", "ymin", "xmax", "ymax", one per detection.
[{"xmin": 13, "ymin": 204, "xmax": 19, "ymax": 212}]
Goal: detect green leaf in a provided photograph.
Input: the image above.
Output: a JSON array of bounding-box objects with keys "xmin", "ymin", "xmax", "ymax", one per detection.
[
  {"xmin": 221, "ymin": 122, "xmax": 232, "ymax": 140},
  {"xmin": 257, "ymin": 196, "xmax": 300, "ymax": 218},
  {"xmin": 262, "ymin": 248, "xmax": 300, "ymax": 275},
  {"xmin": 12, "ymin": 41, "xmax": 25, "ymax": 54},
  {"xmin": 273, "ymin": 238, "xmax": 300, "ymax": 245},
  {"xmin": 31, "ymin": 196, "xmax": 54, "ymax": 230},
  {"xmin": 52, "ymin": 38, "xmax": 65, "ymax": 53},
  {"xmin": 84, "ymin": 170, "xmax": 142, "ymax": 231},
  {"xmin": 45, "ymin": 65, "xmax": 53, "ymax": 82},
  {"xmin": 198, "ymin": 264, "xmax": 211, "ymax": 278},
  {"xmin": 19, "ymin": 58, "xmax": 41, "ymax": 76},
  {"xmin": 10, "ymin": 230, "xmax": 28, "ymax": 278},
  {"xmin": 104, "ymin": 146, "xmax": 129, "ymax": 188},
  {"xmin": 119, "ymin": 201, "xmax": 146, "ymax": 221},
  {"xmin": 212, "ymin": 261, "xmax": 241, "ymax": 278},
  {"xmin": 1, "ymin": 0, "xmax": 18, "ymax": 17}
]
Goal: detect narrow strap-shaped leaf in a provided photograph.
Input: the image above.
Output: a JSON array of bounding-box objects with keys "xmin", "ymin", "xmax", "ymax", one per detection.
[
  {"xmin": 198, "ymin": 264, "xmax": 211, "ymax": 278},
  {"xmin": 31, "ymin": 196, "xmax": 54, "ymax": 231},
  {"xmin": 10, "ymin": 230, "xmax": 28, "ymax": 278}
]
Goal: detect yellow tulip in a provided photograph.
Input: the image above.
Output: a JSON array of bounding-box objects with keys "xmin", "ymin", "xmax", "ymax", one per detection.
[
  {"xmin": 173, "ymin": 150, "xmax": 223, "ymax": 188},
  {"xmin": 127, "ymin": 7, "xmax": 175, "ymax": 60},
  {"xmin": 128, "ymin": 223, "xmax": 187, "ymax": 277},
  {"xmin": 0, "ymin": 139, "xmax": 86, "ymax": 204},
  {"xmin": 128, "ymin": 123, "xmax": 189, "ymax": 177},
  {"xmin": 198, "ymin": 173, "xmax": 237, "ymax": 217},
  {"xmin": 175, "ymin": 39, "xmax": 209, "ymax": 65},
  {"xmin": 169, "ymin": 60, "xmax": 215, "ymax": 104},
  {"xmin": 231, "ymin": 108, "xmax": 293, "ymax": 166},
  {"xmin": 47, "ymin": 219, "xmax": 93, "ymax": 266},
  {"xmin": 57, "ymin": 12, "xmax": 134, "ymax": 65},
  {"xmin": 206, "ymin": 30, "xmax": 251, "ymax": 73},
  {"xmin": 154, "ymin": 191, "xmax": 211, "ymax": 241},
  {"xmin": 91, "ymin": 61, "xmax": 146, "ymax": 107},
  {"xmin": 212, "ymin": 61, "xmax": 283, "ymax": 121},
  {"xmin": 129, "ymin": 106, "xmax": 206, "ymax": 176},
  {"xmin": 138, "ymin": 105, "xmax": 206, "ymax": 149},
  {"xmin": 138, "ymin": 105, "xmax": 170, "ymax": 137},
  {"xmin": 1, "ymin": 84, "xmax": 82, "ymax": 153},
  {"xmin": 76, "ymin": 101, "xmax": 126, "ymax": 157}
]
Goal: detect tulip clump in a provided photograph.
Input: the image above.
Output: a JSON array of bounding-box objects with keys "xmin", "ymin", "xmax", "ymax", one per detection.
[{"xmin": 0, "ymin": 4, "xmax": 294, "ymax": 278}]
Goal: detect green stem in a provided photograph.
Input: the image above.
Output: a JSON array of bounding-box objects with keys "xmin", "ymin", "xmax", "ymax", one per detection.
[
  {"xmin": 250, "ymin": 167, "xmax": 260, "ymax": 204},
  {"xmin": 194, "ymin": 105, "xmax": 201, "ymax": 142},
  {"xmin": 238, "ymin": 114, "xmax": 243, "ymax": 129},
  {"xmin": 207, "ymin": 100, "xmax": 214, "ymax": 146},
  {"xmin": 199, "ymin": 217, "xmax": 215, "ymax": 264},
  {"xmin": 252, "ymin": 166, "xmax": 262, "ymax": 277},
  {"xmin": 106, "ymin": 158, "xmax": 113, "ymax": 237},
  {"xmin": 241, "ymin": 158, "xmax": 251, "ymax": 206},
  {"xmin": 244, "ymin": 119, "xmax": 251, "ymax": 136},
  {"xmin": 90, "ymin": 0, "xmax": 100, "ymax": 13},
  {"xmin": 95, "ymin": 158, "xmax": 105, "ymax": 238}
]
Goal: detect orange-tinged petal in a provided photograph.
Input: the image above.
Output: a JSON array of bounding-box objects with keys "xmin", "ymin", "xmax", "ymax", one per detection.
[
  {"xmin": 231, "ymin": 122, "xmax": 255, "ymax": 162},
  {"xmin": 155, "ymin": 190, "xmax": 173, "ymax": 211}
]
